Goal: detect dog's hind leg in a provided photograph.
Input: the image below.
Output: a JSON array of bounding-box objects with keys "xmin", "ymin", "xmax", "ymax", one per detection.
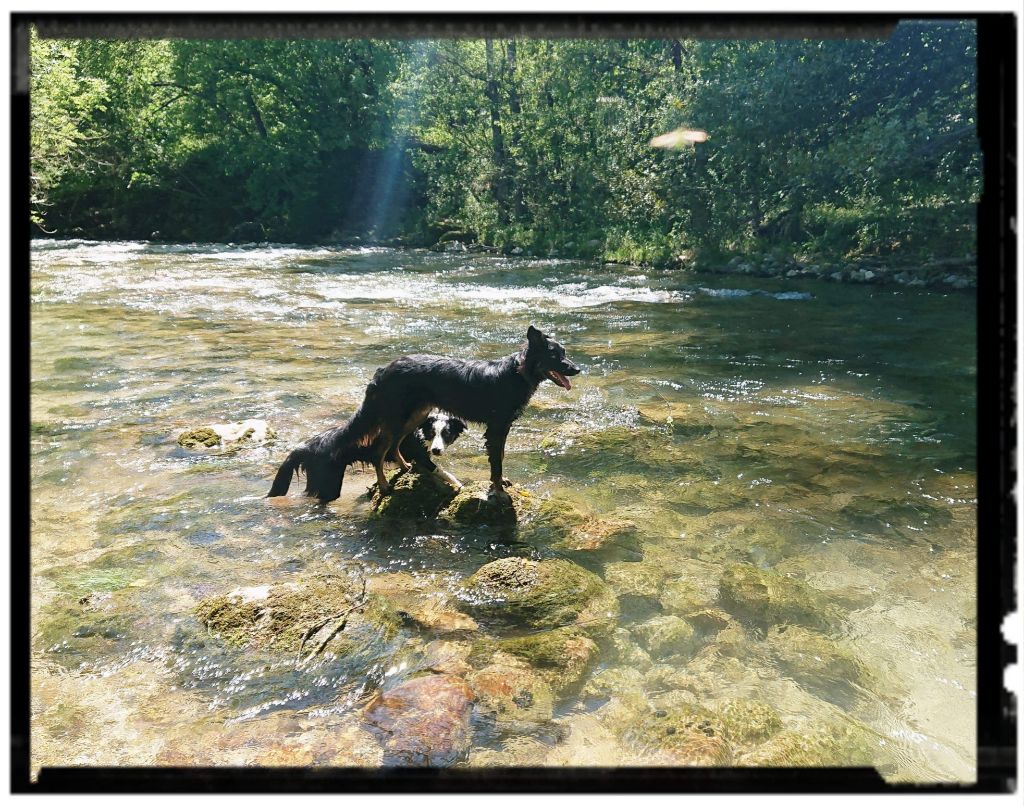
[
  {"xmin": 370, "ymin": 433, "xmax": 394, "ymax": 496},
  {"xmin": 318, "ymin": 465, "xmax": 346, "ymax": 505},
  {"xmin": 484, "ymin": 421, "xmax": 513, "ymax": 501},
  {"xmin": 393, "ymin": 406, "xmax": 432, "ymax": 472}
]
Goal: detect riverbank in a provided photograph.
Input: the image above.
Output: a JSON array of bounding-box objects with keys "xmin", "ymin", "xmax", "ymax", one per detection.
[{"xmin": 32, "ymin": 232, "xmax": 978, "ymax": 292}]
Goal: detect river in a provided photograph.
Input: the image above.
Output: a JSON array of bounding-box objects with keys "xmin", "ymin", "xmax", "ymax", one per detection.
[{"xmin": 29, "ymin": 240, "xmax": 977, "ymax": 781}]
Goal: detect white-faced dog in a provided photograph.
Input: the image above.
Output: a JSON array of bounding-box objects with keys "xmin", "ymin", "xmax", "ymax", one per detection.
[{"xmin": 268, "ymin": 411, "xmax": 467, "ymax": 503}]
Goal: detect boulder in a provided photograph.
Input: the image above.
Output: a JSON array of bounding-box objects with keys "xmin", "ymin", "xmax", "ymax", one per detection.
[
  {"xmin": 581, "ymin": 666, "xmax": 645, "ymax": 701},
  {"xmin": 718, "ymin": 564, "xmax": 838, "ymax": 632},
  {"xmin": 177, "ymin": 419, "xmax": 276, "ymax": 451},
  {"xmin": 608, "ymin": 626, "xmax": 653, "ymax": 669},
  {"xmin": 459, "ymin": 557, "xmax": 618, "ymax": 637},
  {"xmin": 193, "ymin": 575, "xmax": 400, "ymax": 655},
  {"xmin": 715, "ymin": 697, "xmax": 783, "ymax": 747},
  {"xmin": 765, "ymin": 624, "xmax": 873, "ymax": 695},
  {"xmin": 362, "ymin": 674, "xmax": 475, "ymax": 766},
  {"xmin": 633, "ymin": 614, "xmax": 699, "ymax": 660},
  {"xmin": 438, "ymin": 482, "xmax": 524, "ymax": 526},
  {"xmin": 625, "ymin": 703, "xmax": 733, "ymax": 765},
  {"xmin": 739, "ymin": 720, "xmax": 879, "ymax": 767},
  {"xmin": 530, "ymin": 498, "xmax": 638, "ymax": 552},
  {"xmin": 366, "ymin": 573, "xmax": 478, "ymax": 634},
  {"xmin": 370, "ymin": 469, "xmax": 460, "ymax": 519},
  {"xmin": 419, "ymin": 639, "xmax": 474, "ymax": 677},
  {"xmin": 467, "ymin": 656, "xmax": 555, "ymax": 728},
  {"xmin": 491, "ymin": 626, "xmax": 598, "ymax": 692}
]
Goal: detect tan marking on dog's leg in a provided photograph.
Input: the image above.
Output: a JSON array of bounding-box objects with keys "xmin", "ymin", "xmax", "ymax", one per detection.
[
  {"xmin": 393, "ymin": 445, "xmax": 412, "ymax": 472},
  {"xmin": 373, "ymin": 433, "xmax": 393, "ymax": 495},
  {"xmin": 436, "ymin": 468, "xmax": 463, "ymax": 490}
]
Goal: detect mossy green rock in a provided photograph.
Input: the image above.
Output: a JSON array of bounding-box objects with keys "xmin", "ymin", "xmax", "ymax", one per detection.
[
  {"xmin": 633, "ymin": 614, "xmax": 699, "ymax": 659},
  {"xmin": 765, "ymin": 625, "xmax": 873, "ymax": 693},
  {"xmin": 626, "ymin": 703, "xmax": 733, "ymax": 766},
  {"xmin": 608, "ymin": 626, "xmax": 653, "ymax": 669},
  {"xmin": 715, "ymin": 697, "xmax": 784, "ymax": 746},
  {"xmin": 582, "ymin": 666, "xmax": 645, "ymax": 700},
  {"xmin": 460, "ymin": 557, "xmax": 618, "ymax": 637},
  {"xmin": 194, "ymin": 575, "xmax": 401, "ymax": 654},
  {"xmin": 177, "ymin": 427, "xmax": 221, "ymax": 449},
  {"xmin": 494, "ymin": 627, "xmax": 599, "ymax": 692},
  {"xmin": 660, "ymin": 578, "xmax": 717, "ymax": 616},
  {"xmin": 718, "ymin": 564, "xmax": 838, "ymax": 631},
  {"xmin": 740, "ymin": 720, "xmax": 879, "ymax": 767},
  {"xmin": 439, "ymin": 482, "xmax": 524, "ymax": 526},
  {"xmin": 177, "ymin": 420, "xmax": 276, "ymax": 452},
  {"xmin": 370, "ymin": 469, "xmax": 459, "ymax": 519},
  {"xmin": 604, "ymin": 562, "xmax": 665, "ymax": 599},
  {"xmin": 530, "ymin": 498, "xmax": 638, "ymax": 552}
]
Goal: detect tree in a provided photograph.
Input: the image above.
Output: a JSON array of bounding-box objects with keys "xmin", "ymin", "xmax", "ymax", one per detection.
[{"xmin": 29, "ymin": 29, "xmax": 107, "ymax": 228}]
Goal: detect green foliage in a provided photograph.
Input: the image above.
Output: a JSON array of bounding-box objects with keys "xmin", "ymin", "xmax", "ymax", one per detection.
[
  {"xmin": 29, "ymin": 29, "xmax": 108, "ymax": 227},
  {"xmin": 30, "ymin": 23, "xmax": 980, "ymax": 264}
]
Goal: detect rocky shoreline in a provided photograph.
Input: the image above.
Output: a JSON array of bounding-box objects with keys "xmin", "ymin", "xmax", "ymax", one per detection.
[{"xmin": 36, "ymin": 229, "xmax": 977, "ymax": 291}]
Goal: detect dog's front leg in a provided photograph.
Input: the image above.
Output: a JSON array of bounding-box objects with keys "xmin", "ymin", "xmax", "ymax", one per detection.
[
  {"xmin": 484, "ymin": 421, "xmax": 512, "ymax": 502},
  {"xmin": 435, "ymin": 467, "xmax": 464, "ymax": 490}
]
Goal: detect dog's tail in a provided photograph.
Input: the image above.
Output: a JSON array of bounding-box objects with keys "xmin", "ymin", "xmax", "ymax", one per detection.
[
  {"xmin": 267, "ymin": 396, "xmax": 382, "ymax": 502},
  {"xmin": 267, "ymin": 446, "xmax": 309, "ymax": 497}
]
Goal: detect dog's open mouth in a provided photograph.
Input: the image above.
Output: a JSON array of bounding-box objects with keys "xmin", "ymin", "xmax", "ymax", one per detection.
[{"xmin": 547, "ymin": 369, "xmax": 572, "ymax": 390}]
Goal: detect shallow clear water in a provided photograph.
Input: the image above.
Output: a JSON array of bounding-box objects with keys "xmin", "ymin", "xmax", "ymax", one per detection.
[{"xmin": 30, "ymin": 240, "xmax": 976, "ymax": 780}]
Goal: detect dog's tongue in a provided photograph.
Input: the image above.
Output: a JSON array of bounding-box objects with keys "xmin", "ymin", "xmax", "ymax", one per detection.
[{"xmin": 548, "ymin": 370, "xmax": 572, "ymax": 390}]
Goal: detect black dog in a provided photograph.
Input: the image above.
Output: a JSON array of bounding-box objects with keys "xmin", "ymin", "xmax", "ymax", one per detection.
[
  {"xmin": 268, "ymin": 412, "xmax": 467, "ymax": 503},
  {"xmin": 269, "ymin": 325, "xmax": 580, "ymax": 504}
]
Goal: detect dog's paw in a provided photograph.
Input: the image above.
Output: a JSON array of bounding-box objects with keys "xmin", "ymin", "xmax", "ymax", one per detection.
[
  {"xmin": 488, "ymin": 483, "xmax": 513, "ymax": 503},
  {"xmin": 501, "ymin": 477, "xmax": 513, "ymax": 488}
]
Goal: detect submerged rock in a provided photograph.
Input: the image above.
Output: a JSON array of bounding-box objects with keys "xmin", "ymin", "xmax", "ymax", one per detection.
[
  {"xmin": 460, "ymin": 557, "xmax": 618, "ymax": 636},
  {"xmin": 529, "ymin": 498, "xmax": 638, "ymax": 552},
  {"xmin": 739, "ymin": 719, "xmax": 879, "ymax": 767},
  {"xmin": 604, "ymin": 561, "xmax": 665, "ymax": 600},
  {"xmin": 468, "ymin": 656, "xmax": 555, "ymax": 728},
  {"xmin": 362, "ymin": 674, "xmax": 475, "ymax": 766},
  {"xmin": 193, "ymin": 575, "xmax": 400, "ymax": 655},
  {"xmin": 439, "ymin": 482, "xmax": 525, "ymax": 526},
  {"xmin": 582, "ymin": 666, "xmax": 646, "ymax": 701},
  {"xmin": 370, "ymin": 469, "xmax": 460, "ymax": 519},
  {"xmin": 718, "ymin": 564, "xmax": 838, "ymax": 632},
  {"xmin": 420, "ymin": 639, "xmax": 474, "ymax": 677},
  {"xmin": 366, "ymin": 573, "xmax": 478, "ymax": 634},
  {"xmin": 715, "ymin": 697, "xmax": 784, "ymax": 747},
  {"xmin": 491, "ymin": 627, "xmax": 599, "ymax": 692},
  {"xmin": 625, "ymin": 703, "xmax": 733, "ymax": 766},
  {"xmin": 608, "ymin": 626, "xmax": 654, "ymax": 670},
  {"xmin": 633, "ymin": 614, "xmax": 700, "ymax": 660},
  {"xmin": 765, "ymin": 625, "xmax": 873, "ymax": 695}
]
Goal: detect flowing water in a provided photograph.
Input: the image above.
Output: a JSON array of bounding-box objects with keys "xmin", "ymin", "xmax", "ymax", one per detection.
[{"xmin": 29, "ymin": 240, "xmax": 977, "ymax": 781}]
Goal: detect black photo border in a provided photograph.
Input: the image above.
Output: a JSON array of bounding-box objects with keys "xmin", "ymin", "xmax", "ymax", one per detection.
[{"xmin": 8, "ymin": 11, "xmax": 1018, "ymax": 794}]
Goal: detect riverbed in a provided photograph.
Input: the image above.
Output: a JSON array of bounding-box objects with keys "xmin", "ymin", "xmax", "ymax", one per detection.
[{"xmin": 29, "ymin": 240, "xmax": 977, "ymax": 781}]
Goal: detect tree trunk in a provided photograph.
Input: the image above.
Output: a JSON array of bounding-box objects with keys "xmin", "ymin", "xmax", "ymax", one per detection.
[
  {"xmin": 484, "ymin": 38, "xmax": 509, "ymax": 224},
  {"xmin": 505, "ymin": 39, "xmax": 525, "ymax": 217},
  {"xmin": 245, "ymin": 86, "xmax": 268, "ymax": 139}
]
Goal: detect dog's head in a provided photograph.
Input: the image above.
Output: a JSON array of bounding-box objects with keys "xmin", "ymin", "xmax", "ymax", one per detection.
[
  {"xmin": 416, "ymin": 412, "xmax": 468, "ymax": 456},
  {"xmin": 523, "ymin": 325, "xmax": 581, "ymax": 390}
]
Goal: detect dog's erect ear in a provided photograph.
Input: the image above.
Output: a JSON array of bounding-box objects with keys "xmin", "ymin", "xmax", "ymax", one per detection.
[{"xmin": 527, "ymin": 325, "xmax": 546, "ymax": 346}]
